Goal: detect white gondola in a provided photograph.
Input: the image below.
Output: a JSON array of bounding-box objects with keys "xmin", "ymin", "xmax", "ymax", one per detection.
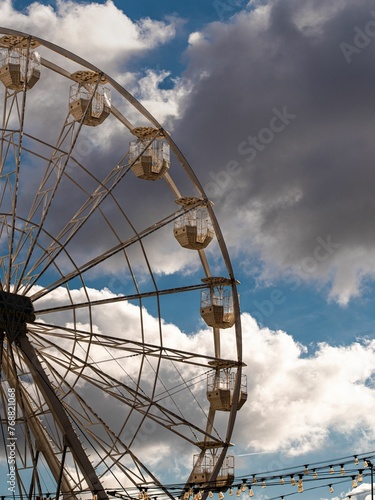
[
  {"xmin": 0, "ymin": 35, "xmax": 41, "ymax": 91},
  {"xmin": 129, "ymin": 126, "xmax": 170, "ymax": 180},
  {"xmin": 200, "ymin": 278, "xmax": 238, "ymax": 329},
  {"xmin": 192, "ymin": 452, "xmax": 234, "ymax": 489},
  {"xmin": 174, "ymin": 198, "xmax": 214, "ymax": 250},
  {"xmin": 69, "ymin": 70, "xmax": 111, "ymax": 126},
  {"xmin": 207, "ymin": 370, "xmax": 247, "ymax": 411}
]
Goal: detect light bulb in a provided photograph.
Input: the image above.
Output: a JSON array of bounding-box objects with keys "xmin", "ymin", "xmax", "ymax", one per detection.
[
  {"xmin": 354, "ymin": 455, "xmax": 359, "ymax": 465},
  {"xmin": 252, "ymin": 475, "xmax": 257, "ymax": 485},
  {"xmin": 313, "ymin": 469, "xmax": 318, "ymax": 479},
  {"xmin": 329, "ymin": 465, "xmax": 334, "ymax": 474},
  {"xmin": 290, "ymin": 475, "xmax": 296, "ymax": 486},
  {"xmin": 235, "ymin": 488, "xmax": 240, "ymax": 497},
  {"xmin": 352, "ymin": 476, "xmax": 357, "ymax": 488},
  {"xmin": 304, "ymin": 465, "xmax": 309, "ymax": 475},
  {"xmin": 261, "ymin": 479, "xmax": 266, "ymax": 489},
  {"xmin": 241, "ymin": 481, "xmax": 247, "ymax": 492},
  {"xmin": 329, "ymin": 485, "xmax": 334, "ymax": 493},
  {"xmin": 248, "ymin": 488, "xmax": 254, "ymax": 498},
  {"xmin": 340, "ymin": 464, "xmax": 345, "ymax": 475},
  {"xmin": 280, "ymin": 476, "xmax": 285, "ymax": 485},
  {"xmin": 219, "ymin": 492, "xmax": 224, "ymax": 499},
  {"xmin": 358, "ymin": 470, "xmax": 363, "ymax": 482},
  {"xmin": 229, "ymin": 489, "xmax": 233, "ymax": 496},
  {"xmin": 297, "ymin": 475, "xmax": 303, "ymax": 493},
  {"xmin": 364, "ymin": 460, "xmax": 369, "ymax": 468}
]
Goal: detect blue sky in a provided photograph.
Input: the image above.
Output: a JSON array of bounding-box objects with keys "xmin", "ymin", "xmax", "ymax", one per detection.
[{"xmin": 2, "ymin": 1, "xmax": 375, "ymax": 499}]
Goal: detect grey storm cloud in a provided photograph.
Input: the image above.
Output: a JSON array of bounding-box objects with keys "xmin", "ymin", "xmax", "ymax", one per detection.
[{"xmin": 172, "ymin": 0, "xmax": 375, "ymax": 304}]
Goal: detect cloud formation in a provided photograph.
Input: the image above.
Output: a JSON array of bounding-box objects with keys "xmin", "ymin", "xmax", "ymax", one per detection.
[
  {"xmin": 172, "ymin": 0, "xmax": 375, "ymax": 304},
  {"xmin": 33, "ymin": 288, "xmax": 375, "ymax": 479},
  {"xmin": 0, "ymin": 0, "xmax": 175, "ymax": 69},
  {"xmin": 235, "ymin": 314, "xmax": 375, "ymax": 457}
]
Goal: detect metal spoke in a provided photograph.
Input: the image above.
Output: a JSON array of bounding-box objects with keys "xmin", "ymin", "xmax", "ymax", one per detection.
[
  {"xmin": 30, "ymin": 323, "xmax": 241, "ymax": 369},
  {"xmin": 34, "ymin": 282, "xmax": 208, "ymax": 314},
  {"xmin": 29, "ymin": 207, "xmax": 195, "ymax": 302},
  {"xmin": 29, "ymin": 330, "xmax": 225, "ymax": 448}
]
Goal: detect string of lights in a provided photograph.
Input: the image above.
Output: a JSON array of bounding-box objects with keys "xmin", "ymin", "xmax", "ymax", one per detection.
[{"xmin": 2, "ymin": 451, "xmax": 375, "ymax": 500}]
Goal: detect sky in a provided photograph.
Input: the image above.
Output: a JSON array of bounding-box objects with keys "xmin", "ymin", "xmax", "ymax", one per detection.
[{"xmin": 2, "ymin": 0, "xmax": 375, "ymax": 499}]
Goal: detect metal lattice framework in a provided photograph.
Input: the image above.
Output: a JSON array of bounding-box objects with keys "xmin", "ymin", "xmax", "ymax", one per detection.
[{"xmin": 0, "ymin": 28, "xmax": 245, "ymax": 500}]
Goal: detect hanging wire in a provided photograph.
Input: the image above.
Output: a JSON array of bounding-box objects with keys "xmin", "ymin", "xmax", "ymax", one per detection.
[{"xmin": 2, "ymin": 450, "xmax": 375, "ymax": 499}]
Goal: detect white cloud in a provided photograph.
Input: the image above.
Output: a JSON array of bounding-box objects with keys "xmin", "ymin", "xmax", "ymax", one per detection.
[
  {"xmin": 0, "ymin": 0, "xmax": 176, "ymax": 70},
  {"xmin": 234, "ymin": 313, "xmax": 375, "ymax": 456},
  {"xmin": 188, "ymin": 31, "xmax": 204, "ymax": 45},
  {"xmin": 31, "ymin": 288, "xmax": 375, "ymax": 471},
  {"xmin": 134, "ymin": 69, "xmax": 192, "ymax": 129},
  {"xmin": 343, "ymin": 482, "xmax": 372, "ymax": 500}
]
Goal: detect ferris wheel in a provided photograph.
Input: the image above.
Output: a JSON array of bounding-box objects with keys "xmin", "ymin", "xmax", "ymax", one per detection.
[{"xmin": 0, "ymin": 28, "xmax": 246, "ymax": 500}]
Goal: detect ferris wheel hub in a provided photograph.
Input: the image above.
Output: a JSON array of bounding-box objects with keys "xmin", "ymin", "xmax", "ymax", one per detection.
[{"xmin": 0, "ymin": 290, "xmax": 35, "ymax": 342}]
